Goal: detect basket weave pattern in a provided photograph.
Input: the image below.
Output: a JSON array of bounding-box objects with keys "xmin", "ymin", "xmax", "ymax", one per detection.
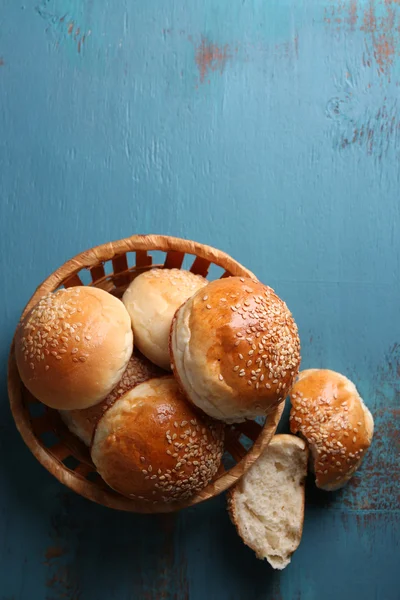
[{"xmin": 8, "ymin": 235, "xmax": 284, "ymax": 513}]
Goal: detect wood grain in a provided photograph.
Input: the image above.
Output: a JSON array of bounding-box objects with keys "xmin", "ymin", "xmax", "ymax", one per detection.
[{"xmin": 0, "ymin": 0, "xmax": 399, "ymax": 598}]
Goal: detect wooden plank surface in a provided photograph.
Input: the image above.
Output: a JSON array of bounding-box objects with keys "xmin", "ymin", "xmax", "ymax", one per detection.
[{"xmin": 0, "ymin": 1, "xmax": 399, "ymax": 599}]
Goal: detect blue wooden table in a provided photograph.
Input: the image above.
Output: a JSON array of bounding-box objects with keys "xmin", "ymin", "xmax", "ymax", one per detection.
[{"xmin": 1, "ymin": 1, "xmax": 399, "ymax": 599}]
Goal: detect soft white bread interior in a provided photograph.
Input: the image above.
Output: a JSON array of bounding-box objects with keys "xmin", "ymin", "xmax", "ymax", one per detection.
[
  {"xmin": 15, "ymin": 286, "xmax": 133, "ymax": 410},
  {"xmin": 122, "ymin": 268, "xmax": 207, "ymax": 370},
  {"xmin": 228, "ymin": 434, "xmax": 308, "ymax": 570},
  {"xmin": 289, "ymin": 369, "xmax": 374, "ymax": 491},
  {"xmin": 170, "ymin": 277, "xmax": 301, "ymax": 423}
]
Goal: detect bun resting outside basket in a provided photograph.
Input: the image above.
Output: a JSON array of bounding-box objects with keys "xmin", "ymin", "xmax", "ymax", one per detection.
[
  {"xmin": 91, "ymin": 376, "xmax": 225, "ymax": 505},
  {"xmin": 289, "ymin": 369, "xmax": 374, "ymax": 491},
  {"xmin": 60, "ymin": 351, "xmax": 163, "ymax": 446},
  {"xmin": 15, "ymin": 286, "xmax": 133, "ymax": 410},
  {"xmin": 122, "ymin": 268, "xmax": 207, "ymax": 370},
  {"xmin": 170, "ymin": 277, "xmax": 301, "ymax": 423}
]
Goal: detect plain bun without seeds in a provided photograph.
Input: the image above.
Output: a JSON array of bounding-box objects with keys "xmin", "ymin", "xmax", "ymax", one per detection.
[
  {"xmin": 91, "ymin": 376, "xmax": 225, "ymax": 505},
  {"xmin": 289, "ymin": 369, "xmax": 374, "ymax": 491},
  {"xmin": 15, "ymin": 286, "xmax": 133, "ymax": 410},
  {"xmin": 122, "ymin": 268, "xmax": 207, "ymax": 370},
  {"xmin": 60, "ymin": 350, "xmax": 163, "ymax": 446},
  {"xmin": 170, "ymin": 277, "xmax": 301, "ymax": 423}
]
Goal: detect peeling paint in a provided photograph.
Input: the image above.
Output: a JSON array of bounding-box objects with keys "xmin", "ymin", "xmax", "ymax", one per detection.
[
  {"xmin": 325, "ymin": 0, "xmax": 400, "ymax": 78},
  {"xmin": 326, "ymin": 87, "xmax": 400, "ymax": 158},
  {"xmin": 340, "ymin": 344, "xmax": 400, "ymax": 511},
  {"xmin": 36, "ymin": 1, "xmax": 91, "ymax": 54}
]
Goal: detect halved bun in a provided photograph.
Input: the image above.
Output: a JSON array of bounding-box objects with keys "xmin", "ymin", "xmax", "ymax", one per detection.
[{"xmin": 228, "ymin": 434, "xmax": 308, "ymax": 569}]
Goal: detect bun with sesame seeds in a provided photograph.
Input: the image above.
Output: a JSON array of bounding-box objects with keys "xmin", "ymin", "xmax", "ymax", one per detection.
[
  {"xmin": 170, "ymin": 277, "xmax": 301, "ymax": 423},
  {"xmin": 122, "ymin": 268, "xmax": 207, "ymax": 370},
  {"xmin": 15, "ymin": 286, "xmax": 133, "ymax": 410},
  {"xmin": 59, "ymin": 350, "xmax": 164, "ymax": 446},
  {"xmin": 91, "ymin": 376, "xmax": 225, "ymax": 504},
  {"xmin": 289, "ymin": 369, "xmax": 374, "ymax": 491}
]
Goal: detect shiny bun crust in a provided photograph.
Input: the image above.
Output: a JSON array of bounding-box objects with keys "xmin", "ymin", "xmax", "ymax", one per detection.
[
  {"xmin": 15, "ymin": 286, "xmax": 133, "ymax": 410},
  {"xmin": 122, "ymin": 268, "xmax": 207, "ymax": 370},
  {"xmin": 289, "ymin": 369, "xmax": 374, "ymax": 491},
  {"xmin": 91, "ymin": 376, "xmax": 225, "ymax": 504},
  {"xmin": 170, "ymin": 277, "xmax": 301, "ymax": 423},
  {"xmin": 59, "ymin": 351, "xmax": 163, "ymax": 446}
]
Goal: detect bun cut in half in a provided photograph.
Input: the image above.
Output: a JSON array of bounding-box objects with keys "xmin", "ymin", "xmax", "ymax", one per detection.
[
  {"xmin": 91, "ymin": 376, "xmax": 225, "ymax": 505},
  {"xmin": 60, "ymin": 351, "xmax": 163, "ymax": 446},
  {"xmin": 15, "ymin": 286, "xmax": 133, "ymax": 410},
  {"xmin": 228, "ymin": 434, "xmax": 308, "ymax": 570},
  {"xmin": 170, "ymin": 277, "xmax": 301, "ymax": 423},
  {"xmin": 122, "ymin": 268, "xmax": 207, "ymax": 370},
  {"xmin": 289, "ymin": 369, "xmax": 374, "ymax": 491}
]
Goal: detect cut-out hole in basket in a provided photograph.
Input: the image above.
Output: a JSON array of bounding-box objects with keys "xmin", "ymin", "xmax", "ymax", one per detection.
[
  {"xmin": 207, "ymin": 263, "xmax": 228, "ymax": 281},
  {"xmin": 76, "ymin": 268, "xmax": 93, "ymax": 286},
  {"xmin": 40, "ymin": 430, "xmax": 60, "ymax": 447},
  {"xmin": 62, "ymin": 455, "xmax": 81, "ymax": 471},
  {"xmin": 222, "ymin": 450, "xmax": 237, "ymax": 471},
  {"xmin": 28, "ymin": 402, "xmax": 46, "ymax": 419}
]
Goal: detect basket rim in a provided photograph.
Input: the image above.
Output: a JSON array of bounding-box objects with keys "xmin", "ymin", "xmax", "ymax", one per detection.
[{"xmin": 8, "ymin": 233, "xmax": 284, "ymax": 513}]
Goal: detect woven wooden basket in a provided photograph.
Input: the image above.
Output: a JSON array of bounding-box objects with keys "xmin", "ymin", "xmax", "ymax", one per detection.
[{"xmin": 8, "ymin": 234, "xmax": 284, "ymax": 513}]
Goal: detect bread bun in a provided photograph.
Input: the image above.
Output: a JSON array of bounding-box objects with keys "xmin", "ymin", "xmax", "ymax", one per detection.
[
  {"xmin": 59, "ymin": 351, "xmax": 163, "ymax": 445},
  {"xmin": 170, "ymin": 277, "xmax": 301, "ymax": 423},
  {"xmin": 289, "ymin": 369, "xmax": 374, "ymax": 491},
  {"xmin": 91, "ymin": 376, "xmax": 225, "ymax": 504},
  {"xmin": 15, "ymin": 286, "xmax": 133, "ymax": 410},
  {"xmin": 228, "ymin": 434, "xmax": 308, "ymax": 570},
  {"xmin": 122, "ymin": 268, "xmax": 207, "ymax": 370}
]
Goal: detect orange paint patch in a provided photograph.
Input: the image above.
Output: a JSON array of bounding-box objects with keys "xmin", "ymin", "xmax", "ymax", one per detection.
[
  {"xmin": 195, "ymin": 37, "xmax": 233, "ymax": 83},
  {"xmin": 45, "ymin": 546, "xmax": 65, "ymax": 561},
  {"xmin": 325, "ymin": 0, "xmax": 400, "ymax": 78}
]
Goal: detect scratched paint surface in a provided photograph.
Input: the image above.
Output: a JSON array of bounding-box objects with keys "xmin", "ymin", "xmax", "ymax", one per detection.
[{"xmin": 0, "ymin": 0, "xmax": 399, "ymax": 598}]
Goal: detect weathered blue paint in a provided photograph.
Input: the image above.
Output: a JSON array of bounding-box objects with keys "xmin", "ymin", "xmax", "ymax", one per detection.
[{"xmin": 0, "ymin": 0, "xmax": 399, "ymax": 598}]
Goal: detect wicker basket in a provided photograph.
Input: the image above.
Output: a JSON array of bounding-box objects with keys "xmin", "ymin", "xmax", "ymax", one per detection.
[{"xmin": 8, "ymin": 234, "xmax": 284, "ymax": 513}]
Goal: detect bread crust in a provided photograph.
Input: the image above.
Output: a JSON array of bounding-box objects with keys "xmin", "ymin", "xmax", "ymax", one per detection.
[
  {"xmin": 170, "ymin": 277, "xmax": 301, "ymax": 422},
  {"xmin": 15, "ymin": 286, "xmax": 133, "ymax": 410},
  {"xmin": 60, "ymin": 351, "xmax": 163, "ymax": 446},
  {"xmin": 227, "ymin": 435, "xmax": 308, "ymax": 568},
  {"xmin": 289, "ymin": 369, "xmax": 374, "ymax": 491},
  {"xmin": 91, "ymin": 376, "xmax": 225, "ymax": 505},
  {"xmin": 122, "ymin": 268, "xmax": 207, "ymax": 370}
]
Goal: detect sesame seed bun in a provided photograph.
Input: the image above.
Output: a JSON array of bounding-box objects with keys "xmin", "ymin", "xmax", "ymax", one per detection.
[
  {"xmin": 59, "ymin": 351, "xmax": 164, "ymax": 446},
  {"xmin": 91, "ymin": 376, "xmax": 225, "ymax": 504},
  {"xmin": 122, "ymin": 269, "xmax": 207, "ymax": 370},
  {"xmin": 15, "ymin": 286, "xmax": 133, "ymax": 410},
  {"xmin": 170, "ymin": 277, "xmax": 301, "ymax": 423},
  {"xmin": 289, "ymin": 369, "xmax": 374, "ymax": 491}
]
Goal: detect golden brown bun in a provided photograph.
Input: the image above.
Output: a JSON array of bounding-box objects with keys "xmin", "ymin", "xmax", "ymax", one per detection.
[
  {"xmin": 289, "ymin": 369, "xmax": 374, "ymax": 491},
  {"xmin": 59, "ymin": 351, "xmax": 163, "ymax": 446},
  {"xmin": 91, "ymin": 376, "xmax": 225, "ymax": 504},
  {"xmin": 170, "ymin": 277, "xmax": 301, "ymax": 423},
  {"xmin": 122, "ymin": 269, "xmax": 207, "ymax": 370},
  {"xmin": 15, "ymin": 286, "xmax": 133, "ymax": 410}
]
